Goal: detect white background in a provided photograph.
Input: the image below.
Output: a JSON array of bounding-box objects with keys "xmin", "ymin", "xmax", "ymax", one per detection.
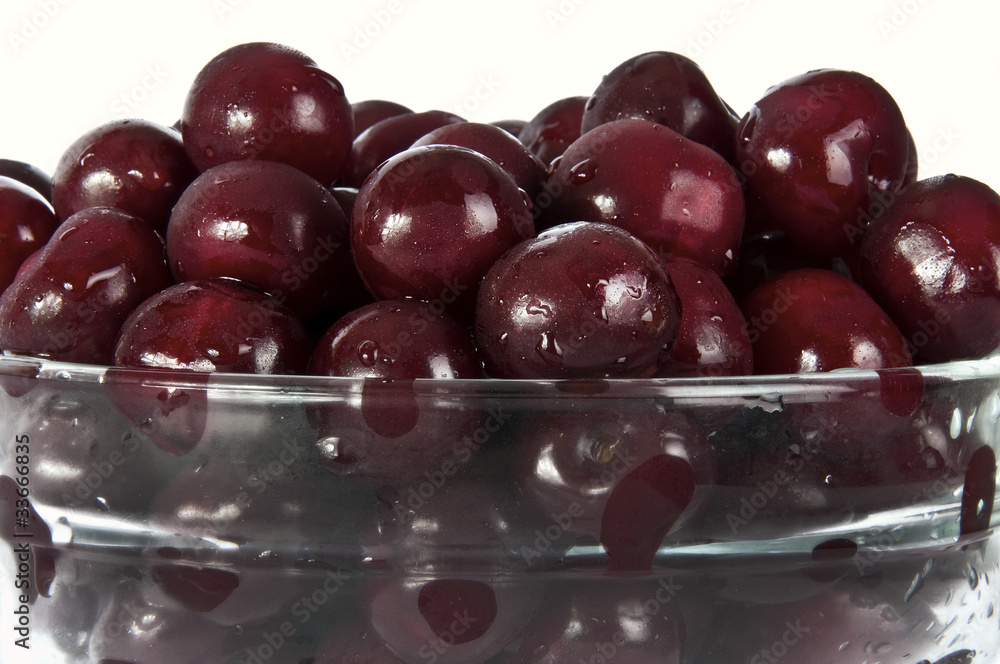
[{"xmin": 1, "ymin": 0, "xmax": 997, "ymax": 190}]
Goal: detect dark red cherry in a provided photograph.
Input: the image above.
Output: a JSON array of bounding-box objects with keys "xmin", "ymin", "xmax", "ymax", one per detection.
[
  {"xmin": 513, "ymin": 406, "xmax": 711, "ymax": 571},
  {"xmin": 475, "ymin": 222, "xmax": 681, "ymax": 379},
  {"xmin": 657, "ymin": 259, "xmax": 752, "ymax": 377},
  {"xmin": 0, "ymin": 176, "xmax": 58, "ymax": 293},
  {"xmin": 742, "ymin": 268, "xmax": 911, "ymax": 374},
  {"xmin": 114, "ymin": 278, "xmax": 311, "ymax": 375},
  {"xmin": 498, "ymin": 581, "xmax": 684, "ymax": 664},
  {"xmin": 581, "ymin": 51, "xmax": 739, "ymax": 162},
  {"xmin": 51, "ymin": 119, "xmax": 196, "ymax": 233},
  {"xmin": 540, "ymin": 119, "xmax": 744, "ymax": 275},
  {"xmin": 0, "ymin": 158, "xmax": 52, "ymax": 201},
  {"xmin": 859, "ymin": 174, "xmax": 1000, "ymax": 362},
  {"xmin": 410, "ymin": 121, "xmax": 548, "ymax": 201},
  {"xmin": 516, "ymin": 95, "xmax": 588, "ymax": 166},
  {"xmin": 723, "ymin": 230, "xmax": 838, "ymax": 304},
  {"xmin": 735, "ymin": 69, "xmax": 909, "ymax": 257},
  {"xmin": 351, "ymin": 99, "xmax": 413, "ymax": 137},
  {"xmin": 166, "ymin": 159, "xmax": 352, "ymax": 320},
  {"xmin": 351, "ymin": 145, "xmax": 533, "ymax": 314},
  {"xmin": 341, "ymin": 109, "xmax": 464, "ymax": 188},
  {"xmin": 182, "ymin": 42, "xmax": 354, "ymax": 185},
  {"xmin": 363, "ymin": 480, "xmax": 543, "ymax": 664},
  {"xmin": 308, "ymin": 299, "xmax": 484, "ymax": 483},
  {"xmin": 0, "ymin": 207, "xmax": 172, "ymax": 364},
  {"xmin": 309, "ymin": 299, "xmax": 480, "ymax": 380},
  {"xmin": 903, "ymin": 127, "xmax": 919, "ymax": 187},
  {"xmin": 491, "ymin": 118, "xmax": 527, "ymax": 136}
]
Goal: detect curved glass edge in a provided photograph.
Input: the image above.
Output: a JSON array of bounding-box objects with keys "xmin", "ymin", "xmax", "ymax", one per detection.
[{"xmin": 4, "ymin": 351, "xmax": 1000, "ymax": 400}]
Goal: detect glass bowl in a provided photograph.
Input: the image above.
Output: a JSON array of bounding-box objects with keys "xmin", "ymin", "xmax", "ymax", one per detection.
[{"xmin": 0, "ymin": 351, "xmax": 997, "ymax": 664}]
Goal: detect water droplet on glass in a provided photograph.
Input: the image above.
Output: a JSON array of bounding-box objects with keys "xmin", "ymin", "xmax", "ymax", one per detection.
[
  {"xmin": 55, "ymin": 371, "xmax": 71, "ymax": 381},
  {"xmin": 497, "ymin": 331, "xmax": 509, "ymax": 349},
  {"xmin": 525, "ymin": 298, "xmax": 553, "ymax": 317},
  {"xmin": 535, "ymin": 332, "xmax": 563, "ymax": 365}
]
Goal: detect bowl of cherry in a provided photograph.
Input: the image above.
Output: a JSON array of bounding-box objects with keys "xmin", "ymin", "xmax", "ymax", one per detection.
[{"xmin": 0, "ymin": 43, "xmax": 998, "ymax": 664}]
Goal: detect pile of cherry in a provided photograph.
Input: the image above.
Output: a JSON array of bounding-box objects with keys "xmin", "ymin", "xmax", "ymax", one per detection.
[{"xmin": 0, "ymin": 43, "xmax": 998, "ymax": 664}]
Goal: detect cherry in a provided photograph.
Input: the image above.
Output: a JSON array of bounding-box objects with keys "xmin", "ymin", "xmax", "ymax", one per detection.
[
  {"xmin": 475, "ymin": 221, "xmax": 681, "ymax": 379},
  {"xmin": 351, "ymin": 98, "xmax": 413, "ymax": 137},
  {"xmin": 657, "ymin": 259, "xmax": 753, "ymax": 377},
  {"xmin": 859, "ymin": 174, "xmax": 1000, "ymax": 362},
  {"xmin": 362, "ymin": 480, "xmax": 543, "ymax": 664},
  {"xmin": 88, "ymin": 581, "xmax": 233, "ymax": 664},
  {"xmin": 580, "ymin": 51, "xmax": 739, "ymax": 162},
  {"xmin": 516, "ymin": 95, "xmax": 588, "ymax": 166},
  {"xmin": 741, "ymin": 268, "xmax": 911, "ymax": 374},
  {"xmin": 735, "ymin": 68, "xmax": 909, "ymax": 257},
  {"xmin": 491, "ymin": 118, "xmax": 526, "ymax": 136},
  {"xmin": 350, "ymin": 145, "xmax": 533, "ymax": 314},
  {"xmin": 723, "ymin": 230, "xmax": 838, "ymax": 304},
  {"xmin": 166, "ymin": 159, "xmax": 352, "ymax": 320},
  {"xmin": 0, "ymin": 158, "xmax": 52, "ymax": 201},
  {"xmin": 0, "ymin": 207, "xmax": 172, "ymax": 364},
  {"xmin": 307, "ymin": 299, "xmax": 484, "ymax": 483},
  {"xmin": 0, "ymin": 175, "xmax": 59, "ymax": 293},
  {"xmin": 114, "ymin": 278, "xmax": 311, "ymax": 375},
  {"xmin": 539, "ymin": 119, "xmax": 745, "ymax": 275},
  {"xmin": 498, "ymin": 580, "xmax": 684, "ymax": 664},
  {"xmin": 51, "ymin": 119, "xmax": 196, "ymax": 234},
  {"xmin": 340, "ymin": 109, "xmax": 465, "ymax": 188},
  {"xmin": 410, "ymin": 121, "xmax": 548, "ymax": 201},
  {"xmin": 181, "ymin": 42, "xmax": 354, "ymax": 185},
  {"xmin": 513, "ymin": 406, "xmax": 712, "ymax": 571}
]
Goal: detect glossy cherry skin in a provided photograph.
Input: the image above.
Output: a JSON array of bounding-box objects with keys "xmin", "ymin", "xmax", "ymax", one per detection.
[
  {"xmin": 540, "ymin": 119, "xmax": 744, "ymax": 275},
  {"xmin": 580, "ymin": 51, "xmax": 739, "ymax": 162},
  {"xmin": 307, "ymin": 299, "xmax": 484, "ymax": 483},
  {"xmin": 741, "ymin": 268, "xmax": 911, "ymax": 375},
  {"xmin": 513, "ymin": 406, "xmax": 712, "ymax": 571},
  {"xmin": 475, "ymin": 221, "xmax": 681, "ymax": 379},
  {"xmin": 340, "ymin": 110, "xmax": 465, "ymax": 188},
  {"xmin": 498, "ymin": 581, "xmax": 683, "ymax": 664},
  {"xmin": 735, "ymin": 69, "xmax": 909, "ymax": 257},
  {"xmin": 0, "ymin": 207, "xmax": 172, "ymax": 364},
  {"xmin": 351, "ymin": 99, "xmax": 413, "ymax": 137},
  {"xmin": 410, "ymin": 121, "xmax": 548, "ymax": 201},
  {"xmin": 516, "ymin": 96, "xmax": 588, "ymax": 166},
  {"xmin": 51, "ymin": 119, "xmax": 196, "ymax": 233},
  {"xmin": 114, "ymin": 278, "xmax": 312, "ymax": 374},
  {"xmin": 491, "ymin": 118, "xmax": 527, "ymax": 136},
  {"xmin": 859, "ymin": 174, "xmax": 1000, "ymax": 362},
  {"xmin": 182, "ymin": 42, "xmax": 354, "ymax": 185},
  {"xmin": 0, "ymin": 158, "xmax": 52, "ymax": 200},
  {"xmin": 351, "ymin": 145, "xmax": 533, "ymax": 314},
  {"xmin": 723, "ymin": 230, "xmax": 839, "ymax": 304},
  {"xmin": 657, "ymin": 259, "xmax": 752, "ymax": 377},
  {"xmin": 0, "ymin": 176, "xmax": 59, "ymax": 293},
  {"xmin": 166, "ymin": 159, "xmax": 352, "ymax": 320}
]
